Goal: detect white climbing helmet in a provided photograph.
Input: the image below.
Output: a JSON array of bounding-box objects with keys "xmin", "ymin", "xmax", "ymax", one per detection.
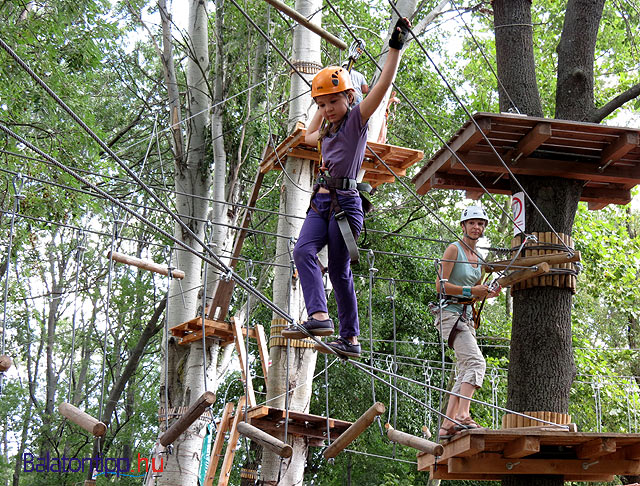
[{"xmin": 460, "ymin": 206, "xmax": 489, "ymax": 224}]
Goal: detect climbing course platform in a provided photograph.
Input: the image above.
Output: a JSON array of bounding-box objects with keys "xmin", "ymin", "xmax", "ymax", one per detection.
[
  {"xmin": 260, "ymin": 121, "xmax": 424, "ymax": 187},
  {"xmin": 418, "ymin": 427, "xmax": 640, "ymax": 482},
  {"xmin": 245, "ymin": 405, "xmax": 353, "ymax": 447},
  {"xmin": 412, "ymin": 112, "xmax": 640, "ymax": 209}
]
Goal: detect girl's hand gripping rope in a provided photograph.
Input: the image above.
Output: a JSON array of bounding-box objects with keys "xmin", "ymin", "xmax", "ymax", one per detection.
[{"xmin": 389, "ymin": 17, "xmax": 411, "ymax": 50}]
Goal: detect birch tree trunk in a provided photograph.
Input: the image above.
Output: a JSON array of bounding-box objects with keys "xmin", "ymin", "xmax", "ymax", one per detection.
[
  {"xmin": 157, "ymin": 1, "xmax": 218, "ymax": 485},
  {"xmin": 261, "ymin": 0, "xmax": 322, "ymax": 483}
]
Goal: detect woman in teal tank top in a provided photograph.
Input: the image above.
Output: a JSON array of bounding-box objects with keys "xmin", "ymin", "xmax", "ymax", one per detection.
[{"xmin": 435, "ymin": 206, "xmax": 501, "ymax": 440}]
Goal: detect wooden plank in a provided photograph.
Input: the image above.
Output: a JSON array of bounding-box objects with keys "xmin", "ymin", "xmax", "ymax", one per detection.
[
  {"xmin": 245, "ymin": 405, "xmax": 271, "ymax": 420},
  {"xmin": 232, "ymin": 318, "xmax": 256, "ymax": 407},
  {"xmin": 430, "ymin": 465, "xmax": 614, "ymax": 482},
  {"xmin": 576, "ymin": 438, "xmax": 616, "ymax": 459},
  {"xmin": 420, "ymin": 435, "xmax": 486, "ymax": 468},
  {"xmin": 598, "ymin": 131, "xmax": 639, "ymax": 170},
  {"xmin": 204, "ymin": 402, "xmax": 235, "ymax": 486},
  {"xmin": 447, "ymin": 452, "xmax": 640, "ymax": 476},
  {"xmin": 209, "ymin": 169, "xmax": 265, "ymax": 320},
  {"xmin": 255, "ymin": 324, "xmax": 269, "ymax": 383},
  {"xmin": 217, "ymin": 396, "xmax": 246, "ymax": 486},
  {"xmin": 251, "ymin": 420, "xmax": 339, "ymax": 441},
  {"xmin": 412, "ymin": 117, "xmax": 491, "ymax": 192},
  {"xmin": 507, "ymin": 122, "xmax": 552, "ymax": 164},
  {"xmin": 455, "ymin": 151, "xmax": 640, "ymax": 184},
  {"xmin": 502, "ymin": 436, "xmax": 540, "ymax": 459},
  {"xmin": 622, "ymin": 441, "xmax": 640, "ymax": 459}
]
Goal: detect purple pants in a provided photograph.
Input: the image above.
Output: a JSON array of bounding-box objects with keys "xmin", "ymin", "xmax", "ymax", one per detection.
[{"xmin": 293, "ymin": 192, "xmax": 364, "ymax": 338}]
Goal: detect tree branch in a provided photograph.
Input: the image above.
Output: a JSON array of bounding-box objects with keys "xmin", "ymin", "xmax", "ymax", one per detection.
[{"xmin": 589, "ymin": 81, "xmax": 640, "ymax": 123}]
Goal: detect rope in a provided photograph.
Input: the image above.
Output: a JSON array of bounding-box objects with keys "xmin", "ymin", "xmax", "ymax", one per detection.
[
  {"xmin": 0, "ymin": 174, "xmax": 24, "ymax": 394},
  {"xmin": 67, "ymin": 230, "xmax": 86, "ymax": 402}
]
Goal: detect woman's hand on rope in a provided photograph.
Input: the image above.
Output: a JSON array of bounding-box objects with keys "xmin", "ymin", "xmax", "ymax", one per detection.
[{"xmin": 472, "ymin": 284, "xmax": 501, "ymax": 299}]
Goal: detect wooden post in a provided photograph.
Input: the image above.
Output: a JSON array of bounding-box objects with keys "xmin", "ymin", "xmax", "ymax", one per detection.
[
  {"xmin": 255, "ymin": 323, "xmax": 270, "ymax": 383},
  {"xmin": 107, "ymin": 250, "xmax": 185, "ymax": 279},
  {"xmin": 231, "ymin": 318, "xmax": 256, "ymax": 406},
  {"xmin": 204, "ymin": 402, "xmax": 235, "ymax": 486},
  {"xmin": 324, "ymin": 402, "xmax": 385, "ymax": 459},
  {"xmin": 496, "ymin": 262, "xmax": 550, "ymax": 288},
  {"xmin": 237, "ymin": 422, "xmax": 293, "ymax": 458},
  {"xmin": 0, "ymin": 355, "xmax": 12, "ymax": 372},
  {"xmin": 159, "ymin": 391, "xmax": 216, "ymax": 446},
  {"xmin": 385, "ymin": 424, "xmax": 444, "ymax": 456},
  {"xmin": 58, "ymin": 402, "xmax": 106, "ymax": 437},
  {"xmin": 261, "ymin": 0, "xmax": 347, "ymax": 50},
  {"xmin": 84, "ymin": 481, "xmax": 96, "ymax": 486},
  {"xmin": 218, "ymin": 396, "xmax": 246, "ymax": 486}
]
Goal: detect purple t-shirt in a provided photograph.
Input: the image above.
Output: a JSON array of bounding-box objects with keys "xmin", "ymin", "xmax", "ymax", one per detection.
[{"xmin": 320, "ymin": 104, "xmax": 368, "ymax": 196}]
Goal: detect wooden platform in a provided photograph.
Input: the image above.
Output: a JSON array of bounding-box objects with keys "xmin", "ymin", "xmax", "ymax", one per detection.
[
  {"xmin": 170, "ymin": 317, "xmax": 257, "ymax": 346},
  {"xmin": 412, "ymin": 112, "xmax": 640, "ymax": 209},
  {"xmin": 246, "ymin": 405, "xmax": 352, "ymax": 447},
  {"xmin": 418, "ymin": 427, "xmax": 640, "ymax": 482},
  {"xmin": 260, "ymin": 122, "xmax": 424, "ymax": 188}
]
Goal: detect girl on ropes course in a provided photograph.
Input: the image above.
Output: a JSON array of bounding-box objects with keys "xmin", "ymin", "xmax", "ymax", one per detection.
[
  {"xmin": 435, "ymin": 206, "xmax": 501, "ymax": 439},
  {"xmin": 282, "ymin": 18, "xmax": 411, "ymax": 358}
]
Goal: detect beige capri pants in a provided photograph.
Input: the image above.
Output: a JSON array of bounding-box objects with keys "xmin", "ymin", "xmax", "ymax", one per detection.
[{"xmin": 435, "ymin": 310, "xmax": 486, "ymax": 393}]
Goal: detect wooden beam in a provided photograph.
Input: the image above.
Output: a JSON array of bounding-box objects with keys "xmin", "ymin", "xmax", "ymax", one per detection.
[
  {"xmin": 484, "ymin": 252, "xmax": 581, "ymax": 273},
  {"xmin": 324, "ymin": 402, "xmax": 385, "ymax": 459},
  {"xmin": 204, "ymin": 402, "xmax": 235, "ymax": 486},
  {"xmin": 107, "ymin": 251, "xmax": 185, "ymax": 280},
  {"xmin": 262, "ymin": 0, "xmax": 347, "ymax": 50},
  {"xmin": 412, "ymin": 118, "xmax": 491, "ymax": 193},
  {"xmin": 209, "ymin": 169, "xmax": 265, "ymax": 320},
  {"xmin": 502, "ymin": 436, "xmax": 540, "ymax": 459},
  {"xmin": 576, "ymin": 438, "xmax": 616, "ymax": 459},
  {"xmin": 217, "ymin": 396, "xmax": 246, "ymax": 486},
  {"xmin": 385, "ymin": 424, "xmax": 444, "ymax": 455},
  {"xmin": 623, "ymin": 442, "xmax": 640, "ymax": 459},
  {"xmin": 58, "ymin": 402, "xmax": 106, "ymax": 437},
  {"xmin": 496, "ymin": 262, "xmax": 550, "ymax": 287},
  {"xmin": 430, "ymin": 464, "xmax": 614, "ymax": 482},
  {"xmin": 459, "ymin": 152, "xmax": 640, "ymax": 185},
  {"xmin": 447, "ymin": 452, "xmax": 640, "ymax": 476},
  {"xmin": 237, "ymin": 421, "xmax": 293, "ymax": 458},
  {"xmin": 159, "ymin": 392, "xmax": 216, "ymax": 446},
  {"xmin": 507, "ymin": 122, "xmax": 552, "ymax": 164},
  {"xmin": 232, "ymin": 318, "xmax": 256, "ymax": 407},
  {"xmin": 598, "ymin": 131, "xmax": 638, "ymax": 171}
]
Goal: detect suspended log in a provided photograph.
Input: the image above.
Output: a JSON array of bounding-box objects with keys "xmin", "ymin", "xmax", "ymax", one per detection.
[
  {"xmin": 237, "ymin": 421, "xmax": 293, "ymax": 458},
  {"xmin": 58, "ymin": 402, "xmax": 106, "ymax": 437},
  {"xmin": 159, "ymin": 391, "xmax": 216, "ymax": 446},
  {"xmin": 107, "ymin": 250, "xmax": 185, "ymax": 280},
  {"xmin": 484, "ymin": 251, "xmax": 581, "ymax": 273},
  {"xmin": 496, "ymin": 262, "xmax": 549, "ymax": 288},
  {"xmin": 262, "ymin": 0, "xmax": 347, "ymax": 50},
  {"xmin": 324, "ymin": 402, "xmax": 385, "ymax": 459},
  {"xmin": 386, "ymin": 423, "xmax": 444, "ymax": 456},
  {"xmin": 0, "ymin": 355, "xmax": 12, "ymax": 372}
]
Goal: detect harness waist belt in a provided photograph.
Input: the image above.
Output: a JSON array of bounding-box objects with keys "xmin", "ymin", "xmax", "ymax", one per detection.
[{"xmin": 317, "ymin": 175, "xmax": 358, "ymax": 190}]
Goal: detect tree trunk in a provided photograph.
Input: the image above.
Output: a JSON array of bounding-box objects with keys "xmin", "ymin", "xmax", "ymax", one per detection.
[
  {"xmin": 157, "ymin": 1, "xmax": 218, "ymax": 485},
  {"xmin": 494, "ymin": 2, "xmax": 606, "ymax": 486},
  {"xmin": 261, "ymin": 0, "xmax": 322, "ymax": 483}
]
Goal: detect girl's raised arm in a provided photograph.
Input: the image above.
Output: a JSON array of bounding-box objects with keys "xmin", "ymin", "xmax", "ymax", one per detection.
[{"xmin": 359, "ymin": 18, "xmax": 410, "ymax": 123}]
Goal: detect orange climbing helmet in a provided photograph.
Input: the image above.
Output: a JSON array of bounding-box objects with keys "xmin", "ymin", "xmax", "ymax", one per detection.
[{"xmin": 311, "ymin": 66, "xmax": 354, "ymax": 98}]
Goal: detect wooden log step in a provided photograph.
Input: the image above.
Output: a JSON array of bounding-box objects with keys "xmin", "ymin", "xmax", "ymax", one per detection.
[
  {"xmin": 386, "ymin": 424, "xmax": 443, "ymax": 456},
  {"xmin": 237, "ymin": 421, "xmax": 293, "ymax": 458},
  {"xmin": 58, "ymin": 402, "xmax": 106, "ymax": 437},
  {"xmin": 324, "ymin": 402, "xmax": 385, "ymax": 459},
  {"xmin": 159, "ymin": 391, "xmax": 216, "ymax": 446},
  {"xmin": 107, "ymin": 251, "xmax": 185, "ymax": 279}
]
